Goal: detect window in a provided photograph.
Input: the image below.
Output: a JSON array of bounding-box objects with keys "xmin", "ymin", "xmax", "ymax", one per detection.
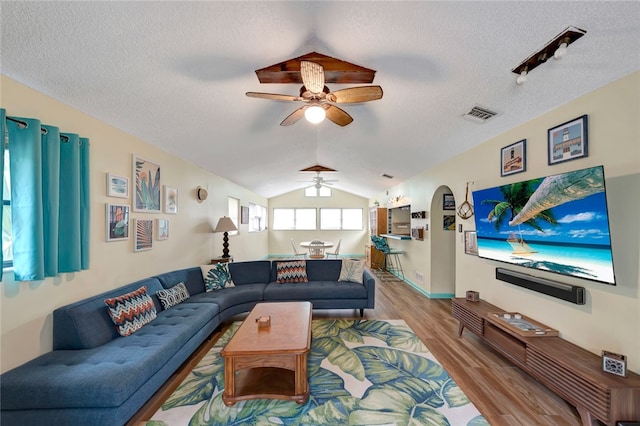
[
  {"xmin": 273, "ymin": 208, "xmax": 317, "ymax": 230},
  {"xmin": 249, "ymin": 203, "xmax": 267, "ymax": 232},
  {"xmin": 304, "ymin": 186, "xmax": 331, "ymax": 197},
  {"xmin": 2, "ymin": 150, "xmax": 12, "ymax": 268},
  {"xmin": 320, "ymin": 208, "xmax": 363, "ymax": 230},
  {"xmin": 228, "ymin": 197, "xmax": 239, "ymax": 235}
]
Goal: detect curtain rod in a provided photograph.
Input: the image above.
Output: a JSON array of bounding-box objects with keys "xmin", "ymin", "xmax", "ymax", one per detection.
[{"xmin": 6, "ymin": 116, "xmax": 70, "ymax": 140}]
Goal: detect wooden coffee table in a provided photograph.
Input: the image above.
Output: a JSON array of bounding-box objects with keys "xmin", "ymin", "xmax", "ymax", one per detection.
[{"xmin": 221, "ymin": 301, "xmax": 312, "ymax": 406}]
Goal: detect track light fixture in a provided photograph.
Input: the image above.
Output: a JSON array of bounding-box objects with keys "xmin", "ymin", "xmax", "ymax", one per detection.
[{"xmin": 512, "ymin": 26, "xmax": 586, "ymax": 85}]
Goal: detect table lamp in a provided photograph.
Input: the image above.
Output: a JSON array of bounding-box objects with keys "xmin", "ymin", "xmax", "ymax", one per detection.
[{"xmin": 214, "ymin": 216, "xmax": 237, "ymax": 258}]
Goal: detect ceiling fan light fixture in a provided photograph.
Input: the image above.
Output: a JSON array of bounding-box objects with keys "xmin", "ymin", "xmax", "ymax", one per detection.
[{"xmin": 304, "ymin": 105, "xmax": 326, "ymax": 124}]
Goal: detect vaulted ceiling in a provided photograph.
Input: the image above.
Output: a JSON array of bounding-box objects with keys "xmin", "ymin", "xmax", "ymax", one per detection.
[{"xmin": 2, "ymin": 2, "xmax": 639, "ymax": 199}]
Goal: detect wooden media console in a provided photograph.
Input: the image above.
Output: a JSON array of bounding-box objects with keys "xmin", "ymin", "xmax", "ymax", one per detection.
[{"xmin": 451, "ymin": 298, "xmax": 640, "ymax": 426}]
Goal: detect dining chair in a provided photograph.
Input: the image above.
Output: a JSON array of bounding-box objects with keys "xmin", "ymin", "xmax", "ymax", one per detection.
[
  {"xmin": 326, "ymin": 239, "xmax": 341, "ymax": 258},
  {"xmin": 308, "ymin": 240, "xmax": 325, "ymax": 258},
  {"xmin": 290, "ymin": 238, "xmax": 307, "ymax": 258}
]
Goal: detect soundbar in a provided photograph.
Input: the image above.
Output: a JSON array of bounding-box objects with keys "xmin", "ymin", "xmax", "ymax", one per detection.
[{"xmin": 495, "ymin": 268, "xmax": 586, "ymax": 305}]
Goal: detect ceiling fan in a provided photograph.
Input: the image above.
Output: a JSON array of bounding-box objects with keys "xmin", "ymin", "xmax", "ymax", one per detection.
[
  {"xmin": 299, "ymin": 171, "xmax": 339, "ymax": 189},
  {"xmin": 246, "ymin": 61, "xmax": 383, "ymax": 126}
]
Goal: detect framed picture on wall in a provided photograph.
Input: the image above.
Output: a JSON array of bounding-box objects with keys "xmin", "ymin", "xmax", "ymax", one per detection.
[
  {"xmin": 106, "ymin": 173, "xmax": 129, "ymax": 198},
  {"xmin": 134, "ymin": 219, "xmax": 153, "ymax": 251},
  {"xmin": 443, "ymin": 194, "xmax": 455, "ymax": 210},
  {"xmin": 132, "ymin": 154, "xmax": 161, "ymax": 213},
  {"xmin": 443, "ymin": 215, "xmax": 456, "ymax": 231},
  {"xmin": 464, "ymin": 231, "xmax": 478, "ymax": 255},
  {"xmin": 156, "ymin": 218, "xmax": 169, "ymax": 240},
  {"xmin": 501, "ymin": 139, "xmax": 526, "ymax": 176},
  {"xmin": 164, "ymin": 186, "xmax": 178, "ymax": 214},
  {"xmin": 106, "ymin": 204, "xmax": 129, "ymax": 241},
  {"xmin": 548, "ymin": 114, "xmax": 588, "ymax": 165},
  {"xmin": 241, "ymin": 206, "xmax": 249, "ymax": 224}
]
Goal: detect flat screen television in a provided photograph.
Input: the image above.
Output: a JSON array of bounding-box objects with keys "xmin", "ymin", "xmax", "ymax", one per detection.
[{"xmin": 472, "ymin": 165, "xmax": 616, "ymax": 285}]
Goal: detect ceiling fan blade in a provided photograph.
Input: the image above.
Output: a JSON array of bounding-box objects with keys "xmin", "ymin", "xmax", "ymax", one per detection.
[
  {"xmin": 325, "ymin": 105, "xmax": 353, "ymax": 127},
  {"xmin": 280, "ymin": 106, "xmax": 306, "ymax": 126},
  {"xmin": 328, "ymin": 86, "xmax": 383, "ymax": 103},
  {"xmin": 246, "ymin": 92, "xmax": 300, "ymax": 102},
  {"xmin": 300, "ymin": 61, "xmax": 325, "ymax": 94}
]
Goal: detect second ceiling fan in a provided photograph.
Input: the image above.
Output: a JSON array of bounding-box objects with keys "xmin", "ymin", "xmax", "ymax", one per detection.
[{"xmin": 246, "ymin": 60, "xmax": 383, "ymax": 127}]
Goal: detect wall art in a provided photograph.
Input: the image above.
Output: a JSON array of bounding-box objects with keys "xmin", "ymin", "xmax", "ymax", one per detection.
[
  {"xmin": 443, "ymin": 194, "xmax": 455, "ymax": 210},
  {"xmin": 443, "ymin": 215, "xmax": 456, "ymax": 231},
  {"xmin": 464, "ymin": 231, "xmax": 478, "ymax": 255},
  {"xmin": 106, "ymin": 204, "xmax": 129, "ymax": 241},
  {"xmin": 164, "ymin": 186, "xmax": 178, "ymax": 214},
  {"xmin": 133, "ymin": 154, "xmax": 161, "ymax": 212},
  {"xmin": 106, "ymin": 173, "xmax": 129, "ymax": 198},
  {"xmin": 157, "ymin": 218, "xmax": 169, "ymax": 240},
  {"xmin": 548, "ymin": 114, "xmax": 588, "ymax": 165},
  {"xmin": 134, "ymin": 218, "xmax": 153, "ymax": 251},
  {"xmin": 501, "ymin": 139, "xmax": 526, "ymax": 176}
]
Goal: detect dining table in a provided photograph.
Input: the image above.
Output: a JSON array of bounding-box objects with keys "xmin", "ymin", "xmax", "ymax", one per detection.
[{"xmin": 299, "ymin": 241, "xmax": 334, "ymax": 259}]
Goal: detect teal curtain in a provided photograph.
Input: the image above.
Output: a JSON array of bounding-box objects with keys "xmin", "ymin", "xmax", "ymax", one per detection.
[
  {"xmin": 0, "ymin": 109, "xmax": 5, "ymax": 281},
  {"xmin": 3, "ymin": 114, "xmax": 90, "ymax": 281}
]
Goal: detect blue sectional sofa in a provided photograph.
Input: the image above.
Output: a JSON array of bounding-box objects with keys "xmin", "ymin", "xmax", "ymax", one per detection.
[{"xmin": 0, "ymin": 259, "xmax": 375, "ymax": 426}]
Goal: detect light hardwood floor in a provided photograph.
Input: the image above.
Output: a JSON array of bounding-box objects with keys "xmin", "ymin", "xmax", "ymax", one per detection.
[{"xmin": 129, "ymin": 268, "xmax": 584, "ymax": 426}]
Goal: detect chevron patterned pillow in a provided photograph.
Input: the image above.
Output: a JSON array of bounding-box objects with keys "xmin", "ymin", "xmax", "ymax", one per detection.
[
  {"xmin": 104, "ymin": 286, "xmax": 157, "ymax": 337},
  {"xmin": 276, "ymin": 260, "xmax": 309, "ymax": 284},
  {"xmin": 156, "ymin": 282, "xmax": 190, "ymax": 310}
]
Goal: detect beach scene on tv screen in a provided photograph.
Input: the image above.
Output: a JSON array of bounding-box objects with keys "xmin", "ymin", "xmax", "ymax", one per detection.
[{"xmin": 472, "ymin": 165, "xmax": 615, "ymax": 285}]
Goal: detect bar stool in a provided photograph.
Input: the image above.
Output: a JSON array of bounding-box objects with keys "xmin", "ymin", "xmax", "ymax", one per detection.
[{"xmin": 371, "ymin": 236, "xmax": 405, "ymax": 280}]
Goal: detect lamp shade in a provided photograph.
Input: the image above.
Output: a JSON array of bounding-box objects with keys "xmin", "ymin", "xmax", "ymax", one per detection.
[{"xmin": 214, "ymin": 216, "xmax": 237, "ymax": 233}]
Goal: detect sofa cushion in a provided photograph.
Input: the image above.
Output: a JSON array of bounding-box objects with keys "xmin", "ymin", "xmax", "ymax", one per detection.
[
  {"xmin": 155, "ymin": 267, "xmax": 205, "ymax": 296},
  {"xmin": 304, "ymin": 259, "xmax": 342, "ymax": 281},
  {"xmin": 1, "ymin": 302, "xmax": 219, "ymax": 410},
  {"xmin": 275, "ymin": 260, "xmax": 308, "ymax": 283},
  {"xmin": 104, "ymin": 286, "xmax": 157, "ymax": 337},
  {"xmin": 228, "ymin": 260, "xmax": 272, "ymax": 285},
  {"xmin": 156, "ymin": 282, "xmax": 190, "ymax": 309},
  {"xmin": 201, "ymin": 263, "xmax": 235, "ymax": 291},
  {"xmin": 185, "ymin": 283, "xmax": 266, "ymax": 311},
  {"xmin": 264, "ymin": 280, "xmax": 367, "ymax": 301},
  {"xmin": 338, "ymin": 259, "xmax": 366, "ymax": 284},
  {"xmin": 53, "ymin": 278, "xmax": 165, "ymax": 350}
]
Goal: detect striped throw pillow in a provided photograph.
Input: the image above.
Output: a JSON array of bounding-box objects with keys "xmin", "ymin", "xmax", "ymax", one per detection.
[
  {"xmin": 104, "ymin": 286, "xmax": 157, "ymax": 337},
  {"xmin": 276, "ymin": 260, "xmax": 308, "ymax": 284}
]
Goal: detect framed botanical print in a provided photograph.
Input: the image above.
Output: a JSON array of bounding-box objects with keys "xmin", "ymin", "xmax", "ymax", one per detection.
[
  {"xmin": 106, "ymin": 204, "xmax": 129, "ymax": 241},
  {"xmin": 106, "ymin": 173, "xmax": 129, "ymax": 198},
  {"xmin": 164, "ymin": 186, "xmax": 178, "ymax": 214},
  {"xmin": 132, "ymin": 154, "xmax": 161, "ymax": 212},
  {"xmin": 134, "ymin": 219, "xmax": 153, "ymax": 251}
]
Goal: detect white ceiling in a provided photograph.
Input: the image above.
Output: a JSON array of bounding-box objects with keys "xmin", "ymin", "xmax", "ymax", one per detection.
[{"xmin": 2, "ymin": 1, "xmax": 639, "ymax": 199}]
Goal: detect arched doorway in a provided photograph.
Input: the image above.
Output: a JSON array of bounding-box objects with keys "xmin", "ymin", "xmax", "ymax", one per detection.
[{"xmin": 430, "ymin": 185, "xmax": 456, "ymax": 297}]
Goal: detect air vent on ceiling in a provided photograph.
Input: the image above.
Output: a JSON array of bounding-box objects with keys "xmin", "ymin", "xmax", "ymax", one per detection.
[
  {"xmin": 381, "ymin": 173, "xmax": 394, "ymax": 179},
  {"xmin": 462, "ymin": 105, "xmax": 499, "ymax": 123}
]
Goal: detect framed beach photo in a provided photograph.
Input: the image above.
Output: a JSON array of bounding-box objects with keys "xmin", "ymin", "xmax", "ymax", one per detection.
[
  {"xmin": 157, "ymin": 218, "xmax": 169, "ymax": 240},
  {"xmin": 501, "ymin": 139, "xmax": 526, "ymax": 177},
  {"xmin": 464, "ymin": 231, "xmax": 478, "ymax": 255},
  {"xmin": 106, "ymin": 204, "xmax": 130, "ymax": 241},
  {"xmin": 134, "ymin": 219, "xmax": 153, "ymax": 251},
  {"xmin": 106, "ymin": 173, "xmax": 129, "ymax": 198},
  {"xmin": 164, "ymin": 186, "xmax": 178, "ymax": 214},
  {"xmin": 443, "ymin": 194, "xmax": 455, "ymax": 210},
  {"xmin": 548, "ymin": 115, "xmax": 588, "ymax": 165},
  {"xmin": 132, "ymin": 154, "xmax": 161, "ymax": 213}
]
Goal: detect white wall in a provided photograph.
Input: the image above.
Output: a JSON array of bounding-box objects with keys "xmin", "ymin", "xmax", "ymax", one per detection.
[
  {"xmin": 268, "ymin": 187, "xmax": 369, "ymax": 257},
  {"xmin": 371, "ymin": 71, "xmax": 640, "ymax": 374},
  {"xmin": 0, "ymin": 76, "xmax": 269, "ymax": 373}
]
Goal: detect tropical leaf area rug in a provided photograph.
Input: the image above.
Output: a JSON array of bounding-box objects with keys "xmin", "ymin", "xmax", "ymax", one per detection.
[{"xmin": 147, "ymin": 319, "xmax": 488, "ymax": 426}]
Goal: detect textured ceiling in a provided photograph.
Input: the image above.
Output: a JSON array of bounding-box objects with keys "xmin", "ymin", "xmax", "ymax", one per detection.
[{"xmin": 2, "ymin": 1, "xmax": 639, "ymax": 199}]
